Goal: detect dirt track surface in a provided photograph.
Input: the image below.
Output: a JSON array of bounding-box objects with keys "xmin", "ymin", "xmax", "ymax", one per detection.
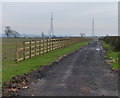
[{"xmin": 19, "ymin": 40, "xmax": 118, "ymax": 96}]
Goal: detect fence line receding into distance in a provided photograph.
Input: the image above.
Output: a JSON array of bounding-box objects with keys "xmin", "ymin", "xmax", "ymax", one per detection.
[{"xmin": 15, "ymin": 37, "xmax": 89, "ymax": 62}]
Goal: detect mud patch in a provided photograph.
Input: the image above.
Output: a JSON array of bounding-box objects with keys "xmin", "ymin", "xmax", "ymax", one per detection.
[{"xmin": 80, "ymin": 87, "xmax": 91, "ymax": 92}]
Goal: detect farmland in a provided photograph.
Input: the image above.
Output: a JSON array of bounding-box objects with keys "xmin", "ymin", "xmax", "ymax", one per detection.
[
  {"xmin": 2, "ymin": 38, "xmax": 91, "ymax": 83},
  {"xmin": 2, "ymin": 38, "xmax": 40, "ymax": 64},
  {"xmin": 2, "ymin": 38, "xmax": 41, "ymax": 82},
  {"xmin": 3, "ymin": 38, "xmax": 118, "ymax": 96}
]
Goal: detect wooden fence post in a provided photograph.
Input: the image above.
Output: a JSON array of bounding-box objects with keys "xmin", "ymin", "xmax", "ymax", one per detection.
[
  {"xmin": 54, "ymin": 39, "xmax": 55, "ymax": 49},
  {"xmin": 40, "ymin": 40, "xmax": 42, "ymax": 54},
  {"xmin": 52, "ymin": 38, "xmax": 53, "ymax": 50},
  {"xmin": 52, "ymin": 39, "xmax": 54, "ymax": 50},
  {"xmin": 55, "ymin": 39, "xmax": 56, "ymax": 49},
  {"xmin": 69, "ymin": 37, "xmax": 71, "ymax": 45},
  {"xmin": 66, "ymin": 38, "xmax": 67, "ymax": 46},
  {"xmin": 46, "ymin": 39, "xmax": 48, "ymax": 53},
  {"xmin": 67, "ymin": 38, "xmax": 69, "ymax": 46},
  {"xmin": 23, "ymin": 42, "xmax": 25, "ymax": 60},
  {"xmin": 48, "ymin": 39, "xmax": 50, "ymax": 51},
  {"xmin": 50, "ymin": 39, "xmax": 51, "ymax": 51},
  {"xmin": 64, "ymin": 38, "xmax": 66, "ymax": 47},
  {"xmin": 35, "ymin": 41, "xmax": 36, "ymax": 56},
  {"xmin": 61, "ymin": 38, "xmax": 62, "ymax": 47},
  {"xmin": 47, "ymin": 39, "xmax": 49, "ymax": 52},
  {"xmin": 56, "ymin": 39, "xmax": 58, "ymax": 49},
  {"xmin": 29, "ymin": 41, "xmax": 32, "ymax": 58},
  {"xmin": 16, "ymin": 42, "xmax": 18, "ymax": 63},
  {"xmin": 39, "ymin": 40, "xmax": 41, "ymax": 55},
  {"xmin": 57, "ymin": 39, "xmax": 59, "ymax": 48},
  {"xmin": 60, "ymin": 39, "xmax": 62, "ymax": 48},
  {"xmin": 43, "ymin": 39, "xmax": 44, "ymax": 54},
  {"xmin": 63, "ymin": 38, "xmax": 65, "ymax": 47}
]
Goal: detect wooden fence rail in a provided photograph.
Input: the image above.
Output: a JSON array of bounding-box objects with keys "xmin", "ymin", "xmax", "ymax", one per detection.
[{"xmin": 15, "ymin": 37, "xmax": 88, "ymax": 62}]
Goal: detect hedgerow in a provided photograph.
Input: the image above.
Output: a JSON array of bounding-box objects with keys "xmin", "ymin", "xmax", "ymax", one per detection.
[{"xmin": 100, "ymin": 36, "xmax": 120, "ymax": 51}]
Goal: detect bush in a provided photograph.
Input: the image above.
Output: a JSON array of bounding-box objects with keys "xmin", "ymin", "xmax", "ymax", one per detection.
[{"xmin": 100, "ymin": 36, "xmax": 120, "ymax": 51}]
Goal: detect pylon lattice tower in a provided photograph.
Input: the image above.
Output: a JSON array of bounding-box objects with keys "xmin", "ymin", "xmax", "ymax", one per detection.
[{"xmin": 50, "ymin": 13, "xmax": 54, "ymax": 38}]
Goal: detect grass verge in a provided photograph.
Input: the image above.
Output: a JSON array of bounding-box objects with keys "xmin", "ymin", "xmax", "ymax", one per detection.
[
  {"xmin": 101, "ymin": 41, "xmax": 119, "ymax": 69},
  {"xmin": 2, "ymin": 41, "xmax": 90, "ymax": 83}
]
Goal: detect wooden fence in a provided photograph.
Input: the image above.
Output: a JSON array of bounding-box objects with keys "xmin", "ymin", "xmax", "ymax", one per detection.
[{"xmin": 15, "ymin": 37, "xmax": 87, "ymax": 62}]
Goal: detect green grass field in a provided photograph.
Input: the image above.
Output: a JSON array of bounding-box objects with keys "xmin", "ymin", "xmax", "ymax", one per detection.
[
  {"xmin": 2, "ymin": 38, "xmax": 90, "ymax": 83},
  {"xmin": 102, "ymin": 41, "xmax": 119, "ymax": 69},
  {"xmin": 2, "ymin": 38, "xmax": 40, "ymax": 63}
]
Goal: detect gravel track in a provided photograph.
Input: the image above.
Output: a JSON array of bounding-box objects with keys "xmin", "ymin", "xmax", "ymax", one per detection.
[{"xmin": 19, "ymin": 40, "xmax": 118, "ymax": 96}]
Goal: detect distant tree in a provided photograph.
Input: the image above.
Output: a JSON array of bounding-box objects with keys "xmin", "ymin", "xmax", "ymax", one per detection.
[
  {"xmin": 4, "ymin": 26, "xmax": 12, "ymax": 38},
  {"xmin": 4, "ymin": 26, "xmax": 20, "ymax": 38}
]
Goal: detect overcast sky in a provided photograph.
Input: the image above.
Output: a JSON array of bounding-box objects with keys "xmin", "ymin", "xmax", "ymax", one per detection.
[{"xmin": 2, "ymin": 2, "xmax": 118, "ymax": 36}]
